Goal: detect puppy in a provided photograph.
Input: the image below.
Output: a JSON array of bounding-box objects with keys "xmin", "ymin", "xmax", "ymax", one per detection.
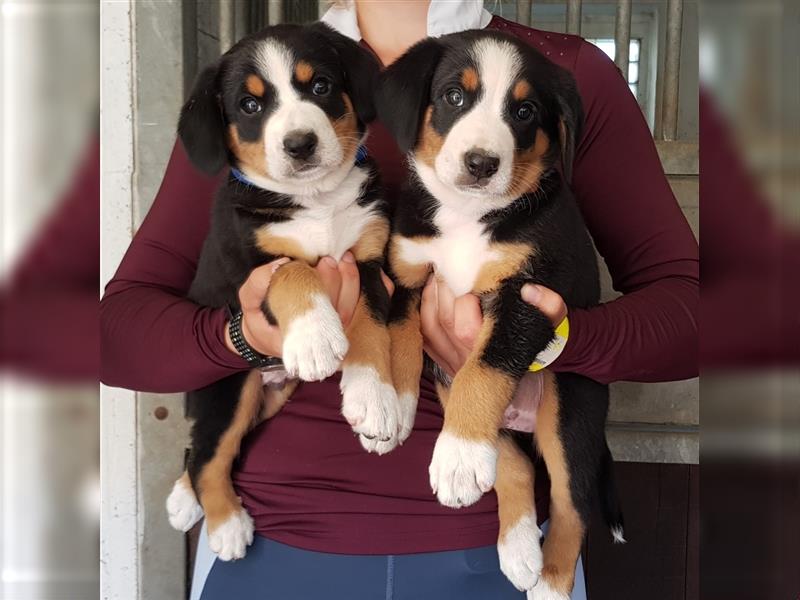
[
  {"xmin": 165, "ymin": 23, "xmax": 407, "ymax": 561},
  {"xmin": 377, "ymin": 31, "xmax": 624, "ymax": 598}
]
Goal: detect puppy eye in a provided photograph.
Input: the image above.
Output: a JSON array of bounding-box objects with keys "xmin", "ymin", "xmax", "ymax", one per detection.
[
  {"xmin": 445, "ymin": 88, "xmax": 464, "ymax": 107},
  {"xmin": 515, "ymin": 102, "xmax": 536, "ymax": 121},
  {"xmin": 311, "ymin": 77, "xmax": 331, "ymax": 96},
  {"xmin": 240, "ymin": 97, "xmax": 262, "ymax": 115}
]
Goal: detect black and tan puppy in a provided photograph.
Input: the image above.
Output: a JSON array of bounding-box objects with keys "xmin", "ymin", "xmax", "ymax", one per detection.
[
  {"xmin": 165, "ymin": 23, "xmax": 408, "ymax": 561},
  {"xmin": 377, "ymin": 31, "xmax": 624, "ymax": 599}
]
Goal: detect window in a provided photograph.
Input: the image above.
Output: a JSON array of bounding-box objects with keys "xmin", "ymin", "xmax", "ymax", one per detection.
[{"xmin": 586, "ymin": 38, "xmax": 642, "ymax": 99}]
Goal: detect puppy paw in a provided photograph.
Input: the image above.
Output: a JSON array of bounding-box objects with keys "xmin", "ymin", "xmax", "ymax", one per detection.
[
  {"xmin": 395, "ymin": 391, "xmax": 418, "ymax": 445},
  {"xmin": 166, "ymin": 476, "xmax": 204, "ymax": 532},
  {"xmin": 499, "ymin": 514, "xmax": 543, "ymax": 591},
  {"xmin": 429, "ymin": 431, "xmax": 497, "ymax": 508},
  {"xmin": 208, "ymin": 509, "xmax": 254, "ymax": 561},
  {"xmin": 527, "ymin": 577, "xmax": 570, "ymax": 600},
  {"xmin": 282, "ymin": 295, "xmax": 348, "ymax": 381},
  {"xmin": 340, "ymin": 365, "xmax": 400, "ymax": 454}
]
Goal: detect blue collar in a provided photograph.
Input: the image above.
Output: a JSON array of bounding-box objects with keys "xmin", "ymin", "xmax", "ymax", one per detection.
[{"xmin": 230, "ymin": 145, "xmax": 369, "ymax": 187}]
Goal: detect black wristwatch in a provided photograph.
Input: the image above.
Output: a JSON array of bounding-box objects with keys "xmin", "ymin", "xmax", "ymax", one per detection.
[{"xmin": 228, "ymin": 309, "xmax": 284, "ymax": 370}]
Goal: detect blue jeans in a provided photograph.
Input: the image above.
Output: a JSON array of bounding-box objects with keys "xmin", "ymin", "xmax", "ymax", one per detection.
[{"xmin": 192, "ymin": 523, "xmax": 587, "ymax": 600}]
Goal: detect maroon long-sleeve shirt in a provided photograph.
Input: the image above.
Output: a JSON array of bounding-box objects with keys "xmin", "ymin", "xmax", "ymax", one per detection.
[{"xmin": 100, "ymin": 18, "xmax": 698, "ymax": 554}]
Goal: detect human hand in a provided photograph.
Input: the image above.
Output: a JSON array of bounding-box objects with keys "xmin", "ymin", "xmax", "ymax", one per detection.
[{"xmin": 420, "ymin": 277, "xmax": 567, "ymax": 376}]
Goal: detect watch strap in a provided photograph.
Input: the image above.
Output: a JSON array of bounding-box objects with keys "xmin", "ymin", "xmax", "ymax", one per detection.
[{"xmin": 229, "ymin": 309, "xmax": 283, "ymax": 369}]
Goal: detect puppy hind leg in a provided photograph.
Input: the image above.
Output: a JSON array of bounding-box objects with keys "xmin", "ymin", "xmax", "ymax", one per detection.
[
  {"xmin": 193, "ymin": 370, "xmax": 264, "ymax": 561},
  {"xmin": 530, "ymin": 372, "xmax": 584, "ymax": 600},
  {"xmin": 495, "ymin": 434, "xmax": 543, "ymax": 592},
  {"xmin": 166, "ymin": 470, "xmax": 204, "ymax": 532},
  {"xmin": 388, "ymin": 286, "xmax": 423, "ymax": 444}
]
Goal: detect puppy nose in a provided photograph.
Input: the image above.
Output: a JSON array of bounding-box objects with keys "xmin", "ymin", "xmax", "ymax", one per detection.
[
  {"xmin": 283, "ymin": 131, "xmax": 318, "ymax": 160},
  {"xmin": 464, "ymin": 150, "xmax": 500, "ymax": 180}
]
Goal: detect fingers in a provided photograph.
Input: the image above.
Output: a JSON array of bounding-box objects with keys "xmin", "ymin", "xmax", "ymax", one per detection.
[
  {"xmin": 239, "ymin": 257, "xmax": 291, "ymax": 312},
  {"xmin": 235, "ymin": 257, "xmax": 291, "ymax": 358},
  {"xmin": 452, "ymin": 294, "xmax": 483, "ymax": 348},
  {"xmin": 521, "ymin": 284, "xmax": 568, "ymax": 326},
  {"xmin": 336, "ymin": 252, "xmax": 360, "ymax": 327},
  {"xmin": 436, "ymin": 278, "xmax": 457, "ymax": 332},
  {"xmin": 420, "ymin": 275, "xmax": 461, "ymax": 375},
  {"xmin": 435, "ymin": 279, "xmax": 475, "ymax": 364},
  {"xmin": 380, "ymin": 269, "xmax": 395, "ymax": 297},
  {"xmin": 316, "ymin": 256, "xmax": 343, "ymax": 306}
]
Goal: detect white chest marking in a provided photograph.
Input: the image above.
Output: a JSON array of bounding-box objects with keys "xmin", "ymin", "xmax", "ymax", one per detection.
[
  {"xmin": 260, "ymin": 168, "xmax": 375, "ymax": 261},
  {"xmin": 397, "ymin": 206, "xmax": 499, "ymax": 297}
]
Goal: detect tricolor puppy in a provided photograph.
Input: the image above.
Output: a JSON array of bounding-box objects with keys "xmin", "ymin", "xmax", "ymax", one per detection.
[
  {"xmin": 377, "ymin": 31, "xmax": 624, "ymax": 599},
  {"xmin": 165, "ymin": 23, "xmax": 408, "ymax": 562}
]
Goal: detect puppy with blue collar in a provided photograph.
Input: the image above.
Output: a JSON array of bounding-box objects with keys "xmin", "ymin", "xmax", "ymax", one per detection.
[{"xmin": 165, "ymin": 23, "xmax": 407, "ymax": 562}]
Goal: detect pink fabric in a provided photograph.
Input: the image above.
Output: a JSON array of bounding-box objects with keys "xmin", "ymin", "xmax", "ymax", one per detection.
[{"xmin": 503, "ymin": 372, "xmax": 543, "ymax": 432}]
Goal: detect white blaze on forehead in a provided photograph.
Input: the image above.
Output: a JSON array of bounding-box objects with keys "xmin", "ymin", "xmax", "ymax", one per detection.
[
  {"xmin": 470, "ymin": 38, "xmax": 522, "ymax": 121},
  {"xmin": 430, "ymin": 38, "xmax": 523, "ymax": 200},
  {"xmin": 254, "ymin": 39, "xmax": 298, "ymax": 104}
]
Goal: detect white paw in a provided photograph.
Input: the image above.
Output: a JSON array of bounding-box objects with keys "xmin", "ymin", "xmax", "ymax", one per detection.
[
  {"xmin": 429, "ymin": 431, "xmax": 497, "ymax": 508},
  {"xmin": 282, "ymin": 294, "xmax": 348, "ymax": 381},
  {"xmin": 208, "ymin": 509, "xmax": 254, "ymax": 561},
  {"xmin": 166, "ymin": 476, "xmax": 204, "ymax": 532},
  {"xmin": 340, "ymin": 365, "xmax": 400, "ymax": 454},
  {"xmin": 396, "ymin": 391, "xmax": 418, "ymax": 445},
  {"xmin": 527, "ymin": 578, "xmax": 570, "ymax": 600},
  {"xmin": 498, "ymin": 514, "xmax": 543, "ymax": 591}
]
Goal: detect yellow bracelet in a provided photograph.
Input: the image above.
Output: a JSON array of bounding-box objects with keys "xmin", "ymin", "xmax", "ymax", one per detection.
[{"xmin": 528, "ymin": 316, "xmax": 570, "ymax": 372}]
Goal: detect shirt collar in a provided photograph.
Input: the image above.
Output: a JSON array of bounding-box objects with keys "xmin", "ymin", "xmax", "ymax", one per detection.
[{"xmin": 321, "ymin": 1, "xmax": 492, "ymax": 42}]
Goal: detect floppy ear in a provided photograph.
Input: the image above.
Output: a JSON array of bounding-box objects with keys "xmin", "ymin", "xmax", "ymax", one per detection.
[
  {"xmin": 553, "ymin": 70, "xmax": 584, "ymax": 183},
  {"xmin": 178, "ymin": 62, "xmax": 227, "ymax": 174},
  {"xmin": 375, "ymin": 38, "xmax": 445, "ymax": 153},
  {"xmin": 309, "ymin": 23, "xmax": 380, "ymax": 124}
]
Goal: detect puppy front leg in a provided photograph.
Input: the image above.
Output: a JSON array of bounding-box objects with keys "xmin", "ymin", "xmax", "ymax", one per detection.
[
  {"xmin": 267, "ymin": 261, "xmax": 348, "ymax": 381},
  {"xmin": 428, "ymin": 313, "xmax": 516, "ymax": 508},
  {"xmin": 340, "ymin": 260, "xmax": 401, "ymax": 454},
  {"xmin": 387, "ymin": 285, "xmax": 424, "ymax": 443},
  {"xmin": 430, "ymin": 280, "xmax": 556, "ymax": 508},
  {"xmin": 191, "ymin": 370, "xmax": 264, "ymax": 561}
]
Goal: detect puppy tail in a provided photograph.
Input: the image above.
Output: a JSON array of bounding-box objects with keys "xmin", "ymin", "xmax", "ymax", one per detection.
[{"xmin": 599, "ymin": 443, "xmax": 626, "ymax": 544}]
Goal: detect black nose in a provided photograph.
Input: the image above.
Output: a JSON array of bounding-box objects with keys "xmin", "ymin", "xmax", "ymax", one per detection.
[
  {"xmin": 283, "ymin": 131, "xmax": 318, "ymax": 160},
  {"xmin": 464, "ymin": 150, "xmax": 500, "ymax": 180}
]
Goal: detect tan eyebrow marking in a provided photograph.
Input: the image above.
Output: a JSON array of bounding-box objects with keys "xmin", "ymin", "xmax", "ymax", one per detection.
[
  {"xmin": 245, "ymin": 74, "xmax": 265, "ymax": 97},
  {"xmin": 513, "ymin": 79, "xmax": 531, "ymax": 101},
  {"xmin": 461, "ymin": 67, "xmax": 479, "ymax": 92},
  {"xmin": 295, "ymin": 61, "xmax": 314, "ymax": 83}
]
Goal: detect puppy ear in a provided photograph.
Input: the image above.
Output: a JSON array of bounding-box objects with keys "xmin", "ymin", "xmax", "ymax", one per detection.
[
  {"xmin": 376, "ymin": 38, "xmax": 445, "ymax": 153},
  {"xmin": 309, "ymin": 23, "xmax": 380, "ymax": 124},
  {"xmin": 178, "ymin": 62, "xmax": 227, "ymax": 174},
  {"xmin": 553, "ymin": 70, "xmax": 584, "ymax": 183}
]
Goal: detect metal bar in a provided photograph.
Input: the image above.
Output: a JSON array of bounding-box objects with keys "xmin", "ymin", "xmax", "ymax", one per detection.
[
  {"xmin": 218, "ymin": 0, "xmax": 235, "ymax": 53},
  {"xmin": 614, "ymin": 0, "xmax": 632, "ymax": 75},
  {"xmin": 566, "ymin": 0, "xmax": 582, "ymax": 35},
  {"xmin": 268, "ymin": 0, "xmax": 284, "ymax": 26},
  {"xmin": 516, "ymin": 0, "xmax": 532, "ymax": 26},
  {"xmin": 662, "ymin": 0, "xmax": 684, "ymax": 140}
]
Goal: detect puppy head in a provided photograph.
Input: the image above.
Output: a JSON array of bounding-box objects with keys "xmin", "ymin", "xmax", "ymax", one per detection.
[
  {"xmin": 178, "ymin": 23, "xmax": 378, "ymax": 192},
  {"xmin": 377, "ymin": 32, "xmax": 583, "ymax": 210}
]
